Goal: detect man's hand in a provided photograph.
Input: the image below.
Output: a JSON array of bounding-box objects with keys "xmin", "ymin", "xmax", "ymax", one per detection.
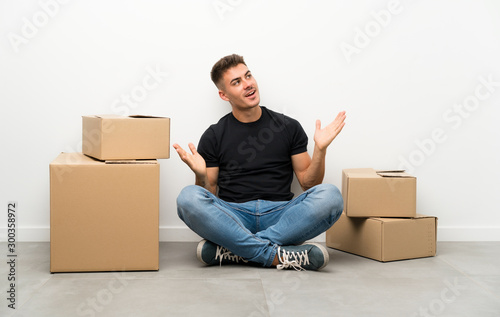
[
  {"xmin": 173, "ymin": 143, "xmax": 207, "ymax": 178},
  {"xmin": 313, "ymin": 111, "xmax": 346, "ymax": 151}
]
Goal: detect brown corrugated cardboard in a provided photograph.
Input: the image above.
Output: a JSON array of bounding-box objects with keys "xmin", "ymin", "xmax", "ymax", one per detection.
[
  {"xmin": 342, "ymin": 168, "xmax": 416, "ymax": 217},
  {"xmin": 326, "ymin": 212, "xmax": 437, "ymax": 262},
  {"xmin": 82, "ymin": 114, "xmax": 170, "ymax": 160},
  {"xmin": 50, "ymin": 152, "xmax": 159, "ymax": 272}
]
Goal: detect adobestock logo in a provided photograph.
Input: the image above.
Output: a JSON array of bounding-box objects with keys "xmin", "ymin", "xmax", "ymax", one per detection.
[
  {"xmin": 58, "ymin": 64, "xmax": 167, "ymax": 180},
  {"xmin": 248, "ymin": 271, "xmax": 309, "ymax": 317},
  {"xmin": 442, "ymin": 75, "xmax": 500, "ymax": 129},
  {"xmin": 340, "ymin": 0, "xmax": 404, "ymax": 64},
  {"xmin": 76, "ymin": 273, "xmax": 130, "ymax": 317},
  {"xmin": 212, "ymin": 0, "xmax": 244, "ymax": 21},
  {"xmin": 237, "ymin": 116, "xmax": 288, "ymax": 162},
  {"xmin": 398, "ymin": 74, "xmax": 499, "ymax": 174},
  {"xmin": 411, "ymin": 278, "xmax": 467, "ymax": 317},
  {"xmin": 218, "ymin": 115, "xmax": 289, "ymax": 187},
  {"xmin": 110, "ymin": 64, "xmax": 169, "ymax": 117},
  {"xmin": 8, "ymin": 0, "xmax": 70, "ymax": 53}
]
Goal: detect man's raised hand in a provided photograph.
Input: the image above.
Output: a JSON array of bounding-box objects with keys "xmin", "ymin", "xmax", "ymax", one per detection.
[
  {"xmin": 173, "ymin": 143, "xmax": 207, "ymax": 177},
  {"xmin": 313, "ymin": 111, "xmax": 346, "ymax": 151}
]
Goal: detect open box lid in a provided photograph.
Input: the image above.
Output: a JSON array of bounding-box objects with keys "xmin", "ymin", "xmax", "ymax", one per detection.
[
  {"xmin": 105, "ymin": 159, "xmax": 157, "ymax": 164},
  {"xmin": 50, "ymin": 153, "xmax": 157, "ymax": 165},
  {"xmin": 86, "ymin": 114, "xmax": 167, "ymax": 119},
  {"xmin": 375, "ymin": 170, "xmax": 414, "ymax": 178},
  {"xmin": 344, "ymin": 168, "xmax": 415, "ymax": 178}
]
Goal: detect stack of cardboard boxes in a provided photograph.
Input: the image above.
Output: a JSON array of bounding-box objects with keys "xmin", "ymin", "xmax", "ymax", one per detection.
[
  {"xmin": 326, "ymin": 168, "xmax": 437, "ymax": 262},
  {"xmin": 50, "ymin": 115, "xmax": 170, "ymax": 272}
]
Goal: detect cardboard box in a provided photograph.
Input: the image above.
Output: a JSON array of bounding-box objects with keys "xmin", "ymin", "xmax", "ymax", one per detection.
[
  {"xmin": 326, "ymin": 212, "xmax": 437, "ymax": 262},
  {"xmin": 342, "ymin": 168, "xmax": 416, "ymax": 217},
  {"xmin": 50, "ymin": 152, "xmax": 159, "ymax": 272},
  {"xmin": 82, "ymin": 114, "xmax": 170, "ymax": 160}
]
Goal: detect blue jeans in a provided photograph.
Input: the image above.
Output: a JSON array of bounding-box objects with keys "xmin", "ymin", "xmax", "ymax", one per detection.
[{"xmin": 176, "ymin": 183, "xmax": 343, "ymax": 267}]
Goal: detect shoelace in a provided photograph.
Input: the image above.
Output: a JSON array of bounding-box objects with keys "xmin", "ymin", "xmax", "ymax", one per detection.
[
  {"xmin": 276, "ymin": 247, "xmax": 309, "ymax": 271},
  {"xmin": 215, "ymin": 245, "xmax": 248, "ymax": 266}
]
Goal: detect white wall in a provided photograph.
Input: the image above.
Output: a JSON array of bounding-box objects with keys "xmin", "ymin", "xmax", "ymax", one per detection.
[{"xmin": 1, "ymin": 0, "xmax": 499, "ymax": 242}]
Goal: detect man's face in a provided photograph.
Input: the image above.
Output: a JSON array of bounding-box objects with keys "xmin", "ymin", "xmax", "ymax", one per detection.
[{"xmin": 218, "ymin": 63, "xmax": 260, "ymax": 110}]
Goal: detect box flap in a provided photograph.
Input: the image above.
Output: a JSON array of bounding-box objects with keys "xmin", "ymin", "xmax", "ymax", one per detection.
[
  {"xmin": 376, "ymin": 170, "xmax": 414, "ymax": 178},
  {"xmin": 414, "ymin": 214, "xmax": 438, "ymax": 220},
  {"xmin": 82, "ymin": 114, "xmax": 129, "ymax": 119},
  {"xmin": 84, "ymin": 114, "xmax": 169, "ymax": 119},
  {"xmin": 84, "ymin": 114, "xmax": 125, "ymax": 119},
  {"xmin": 51, "ymin": 153, "xmax": 159, "ymax": 165},
  {"xmin": 375, "ymin": 169, "xmax": 405, "ymax": 173},
  {"xmin": 343, "ymin": 168, "xmax": 378, "ymax": 178},
  {"xmin": 128, "ymin": 115, "xmax": 167, "ymax": 119},
  {"xmin": 105, "ymin": 159, "xmax": 157, "ymax": 164},
  {"xmin": 51, "ymin": 153, "xmax": 103, "ymax": 165},
  {"xmin": 372, "ymin": 214, "xmax": 437, "ymax": 222}
]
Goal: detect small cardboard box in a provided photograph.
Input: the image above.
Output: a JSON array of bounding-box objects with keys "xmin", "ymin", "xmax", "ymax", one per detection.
[
  {"xmin": 326, "ymin": 212, "xmax": 437, "ymax": 262},
  {"xmin": 82, "ymin": 114, "xmax": 170, "ymax": 160},
  {"xmin": 342, "ymin": 168, "xmax": 416, "ymax": 217},
  {"xmin": 50, "ymin": 152, "xmax": 159, "ymax": 272}
]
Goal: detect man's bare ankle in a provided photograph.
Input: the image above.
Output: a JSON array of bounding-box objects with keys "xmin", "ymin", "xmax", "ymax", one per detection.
[{"xmin": 271, "ymin": 254, "xmax": 279, "ymax": 266}]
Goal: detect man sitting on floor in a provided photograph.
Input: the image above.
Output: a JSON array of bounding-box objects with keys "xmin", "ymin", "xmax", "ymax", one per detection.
[{"xmin": 173, "ymin": 54, "xmax": 346, "ymax": 271}]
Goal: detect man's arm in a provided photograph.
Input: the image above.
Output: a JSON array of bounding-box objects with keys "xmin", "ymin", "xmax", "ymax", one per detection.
[
  {"xmin": 173, "ymin": 142, "xmax": 218, "ymax": 195},
  {"xmin": 203, "ymin": 167, "xmax": 219, "ymax": 195},
  {"xmin": 292, "ymin": 111, "xmax": 346, "ymax": 191}
]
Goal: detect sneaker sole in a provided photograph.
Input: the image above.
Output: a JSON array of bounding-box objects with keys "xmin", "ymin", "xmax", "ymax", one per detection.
[
  {"xmin": 301, "ymin": 242, "xmax": 329, "ymax": 270},
  {"xmin": 196, "ymin": 239, "xmax": 209, "ymax": 265}
]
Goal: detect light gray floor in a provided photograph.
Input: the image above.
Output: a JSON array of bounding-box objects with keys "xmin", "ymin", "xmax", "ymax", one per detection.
[{"xmin": 1, "ymin": 242, "xmax": 499, "ymax": 317}]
